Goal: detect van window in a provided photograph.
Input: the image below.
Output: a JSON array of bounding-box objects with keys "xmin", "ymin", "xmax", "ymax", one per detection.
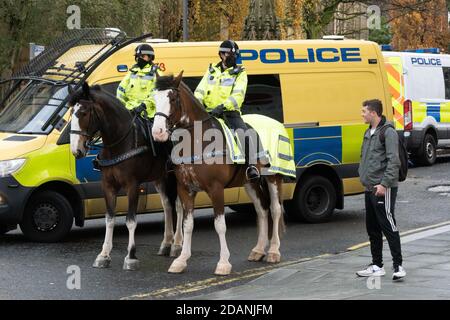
[
  {"xmin": 242, "ymin": 74, "xmax": 283, "ymax": 122},
  {"xmin": 184, "ymin": 74, "xmax": 284, "ymax": 122},
  {"xmin": 443, "ymin": 67, "xmax": 450, "ymax": 100},
  {"xmin": 101, "ymin": 82, "xmax": 120, "ymax": 95}
]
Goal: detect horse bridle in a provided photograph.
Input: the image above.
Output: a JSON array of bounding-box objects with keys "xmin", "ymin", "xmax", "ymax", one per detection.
[
  {"xmin": 70, "ymin": 102, "xmax": 137, "ymax": 149},
  {"xmin": 154, "ymin": 87, "xmax": 212, "ymax": 135}
]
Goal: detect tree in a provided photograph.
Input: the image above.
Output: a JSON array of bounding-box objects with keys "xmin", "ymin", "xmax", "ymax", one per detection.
[{"xmin": 389, "ymin": 0, "xmax": 449, "ymax": 51}]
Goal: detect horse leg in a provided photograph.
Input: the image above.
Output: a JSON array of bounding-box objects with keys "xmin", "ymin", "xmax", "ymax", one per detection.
[
  {"xmin": 171, "ymin": 196, "xmax": 184, "ymax": 257},
  {"xmin": 210, "ymin": 186, "xmax": 232, "ymax": 276},
  {"xmin": 123, "ymin": 183, "xmax": 140, "ymax": 271},
  {"xmin": 244, "ymin": 183, "xmax": 270, "ymax": 262},
  {"xmin": 168, "ymin": 186, "xmax": 195, "ymax": 274},
  {"xmin": 93, "ymin": 187, "xmax": 116, "ymax": 268},
  {"xmin": 265, "ymin": 176, "xmax": 284, "ymax": 263},
  {"xmin": 155, "ymin": 179, "xmax": 174, "ymax": 256}
]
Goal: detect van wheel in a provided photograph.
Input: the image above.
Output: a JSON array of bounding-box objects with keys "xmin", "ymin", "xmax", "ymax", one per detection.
[
  {"xmin": 288, "ymin": 175, "xmax": 336, "ymax": 223},
  {"xmin": 20, "ymin": 191, "xmax": 73, "ymax": 243},
  {"xmin": 416, "ymin": 134, "xmax": 436, "ymax": 166}
]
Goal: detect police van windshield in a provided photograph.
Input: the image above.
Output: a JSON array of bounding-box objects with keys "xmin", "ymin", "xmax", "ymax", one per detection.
[{"xmin": 0, "ymin": 81, "xmax": 68, "ymax": 134}]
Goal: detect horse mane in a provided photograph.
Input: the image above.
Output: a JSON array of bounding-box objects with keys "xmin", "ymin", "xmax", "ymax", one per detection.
[{"xmin": 69, "ymin": 84, "xmax": 129, "ymax": 115}]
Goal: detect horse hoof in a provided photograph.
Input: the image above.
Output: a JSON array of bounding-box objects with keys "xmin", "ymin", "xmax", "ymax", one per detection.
[
  {"xmin": 248, "ymin": 250, "xmax": 265, "ymax": 262},
  {"xmin": 93, "ymin": 256, "xmax": 111, "ymax": 268},
  {"xmin": 157, "ymin": 244, "xmax": 171, "ymax": 256},
  {"xmin": 266, "ymin": 252, "xmax": 281, "ymax": 263},
  {"xmin": 123, "ymin": 258, "xmax": 140, "ymax": 271},
  {"xmin": 168, "ymin": 260, "xmax": 187, "ymax": 273},
  {"xmin": 170, "ymin": 245, "xmax": 182, "ymax": 258},
  {"xmin": 214, "ymin": 262, "xmax": 232, "ymax": 276}
]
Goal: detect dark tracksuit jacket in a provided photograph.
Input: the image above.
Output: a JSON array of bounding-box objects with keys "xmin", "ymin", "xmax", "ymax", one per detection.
[{"xmin": 359, "ymin": 116, "xmax": 402, "ymax": 268}]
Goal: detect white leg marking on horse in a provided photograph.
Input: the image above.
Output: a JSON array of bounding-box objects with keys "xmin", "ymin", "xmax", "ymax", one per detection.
[
  {"xmin": 244, "ymin": 184, "xmax": 269, "ymax": 256},
  {"xmin": 70, "ymin": 103, "xmax": 82, "ymax": 155},
  {"xmin": 155, "ymin": 184, "xmax": 174, "ymax": 247},
  {"xmin": 126, "ymin": 218, "xmax": 137, "ymax": 256},
  {"xmin": 267, "ymin": 181, "xmax": 282, "ymax": 258},
  {"xmin": 214, "ymin": 215, "xmax": 232, "ymax": 275},
  {"xmin": 174, "ymin": 197, "xmax": 184, "ymax": 246},
  {"xmin": 100, "ymin": 216, "xmax": 115, "ymax": 257},
  {"xmin": 169, "ymin": 212, "xmax": 193, "ymax": 273}
]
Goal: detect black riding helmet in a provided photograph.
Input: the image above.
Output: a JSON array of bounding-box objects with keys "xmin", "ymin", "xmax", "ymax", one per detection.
[
  {"xmin": 135, "ymin": 44, "xmax": 155, "ymax": 61},
  {"xmin": 218, "ymin": 40, "xmax": 240, "ymax": 57},
  {"xmin": 219, "ymin": 40, "xmax": 240, "ymax": 68}
]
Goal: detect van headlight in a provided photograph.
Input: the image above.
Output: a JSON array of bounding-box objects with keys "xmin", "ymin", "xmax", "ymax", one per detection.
[{"xmin": 0, "ymin": 159, "xmax": 26, "ymax": 177}]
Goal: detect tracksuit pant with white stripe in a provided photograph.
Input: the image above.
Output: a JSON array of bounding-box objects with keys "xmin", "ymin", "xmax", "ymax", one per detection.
[{"xmin": 365, "ymin": 187, "xmax": 402, "ymax": 269}]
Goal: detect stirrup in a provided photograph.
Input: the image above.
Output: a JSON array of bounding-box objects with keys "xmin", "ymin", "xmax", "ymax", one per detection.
[{"xmin": 246, "ymin": 165, "xmax": 260, "ymax": 181}]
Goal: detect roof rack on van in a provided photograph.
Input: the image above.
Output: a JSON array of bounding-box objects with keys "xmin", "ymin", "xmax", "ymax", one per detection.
[
  {"xmin": 322, "ymin": 35, "xmax": 345, "ymax": 40},
  {"xmin": 404, "ymin": 48, "xmax": 440, "ymax": 54}
]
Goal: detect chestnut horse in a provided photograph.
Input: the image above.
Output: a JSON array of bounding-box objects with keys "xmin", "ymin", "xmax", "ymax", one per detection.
[
  {"xmin": 69, "ymin": 83, "xmax": 182, "ymax": 270},
  {"xmin": 152, "ymin": 73, "xmax": 286, "ymax": 276}
]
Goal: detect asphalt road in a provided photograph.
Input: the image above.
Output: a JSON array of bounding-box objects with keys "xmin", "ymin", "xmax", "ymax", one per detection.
[{"xmin": 1, "ymin": 157, "xmax": 450, "ymax": 300}]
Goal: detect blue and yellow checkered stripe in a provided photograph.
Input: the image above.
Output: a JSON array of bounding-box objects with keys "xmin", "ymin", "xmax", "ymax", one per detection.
[
  {"xmin": 291, "ymin": 124, "xmax": 367, "ymax": 168},
  {"xmin": 413, "ymin": 102, "xmax": 450, "ymax": 123}
]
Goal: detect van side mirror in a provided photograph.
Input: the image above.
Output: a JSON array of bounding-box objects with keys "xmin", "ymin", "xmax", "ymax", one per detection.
[{"xmin": 117, "ymin": 65, "xmax": 128, "ymax": 72}]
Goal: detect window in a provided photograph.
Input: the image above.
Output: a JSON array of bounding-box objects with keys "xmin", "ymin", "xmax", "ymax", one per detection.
[
  {"xmin": 242, "ymin": 74, "xmax": 283, "ymax": 122},
  {"xmin": 443, "ymin": 67, "xmax": 450, "ymax": 100},
  {"xmin": 101, "ymin": 82, "xmax": 120, "ymax": 96}
]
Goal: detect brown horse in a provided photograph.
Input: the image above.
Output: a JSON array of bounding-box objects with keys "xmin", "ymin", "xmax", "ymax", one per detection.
[
  {"xmin": 152, "ymin": 73, "xmax": 286, "ymax": 275},
  {"xmin": 69, "ymin": 83, "xmax": 183, "ymax": 270}
]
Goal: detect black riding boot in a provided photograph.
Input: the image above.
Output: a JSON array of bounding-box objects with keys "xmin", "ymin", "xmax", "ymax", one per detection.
[{"xmin": 224, "ymin": 111, "xmax": 260, "ymax": 181}]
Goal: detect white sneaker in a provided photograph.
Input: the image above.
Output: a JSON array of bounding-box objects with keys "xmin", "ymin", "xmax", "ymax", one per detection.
[
  {"xmin": 392, "ymin": 266, "xmax": 406, "ymax": 281},
  {"xmin": 356, "ymin": 264, "xmax": 386, "ymax": 277}
]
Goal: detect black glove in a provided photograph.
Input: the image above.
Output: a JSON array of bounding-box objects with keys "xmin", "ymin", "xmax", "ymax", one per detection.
[
  {"xmin": 210, "ymin": 104, "xmax": 224, "ymax": 117},
  {"xmin": 133, "ymin": 103, "xmax": 146, "ymax": 114}
]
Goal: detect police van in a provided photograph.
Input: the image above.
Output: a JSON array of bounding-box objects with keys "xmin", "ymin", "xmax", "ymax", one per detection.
[
  {"xmin": 0, "ymin": 29, "xmax": 393, "ymax": 241},
  {"xmin": 383, "ymin": 49, "xmax": 450, "ymax": 165}
]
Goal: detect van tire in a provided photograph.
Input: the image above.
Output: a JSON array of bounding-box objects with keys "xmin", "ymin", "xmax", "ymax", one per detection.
[
  {"xmin": 288, "ymin": 175, "xmax": 336, "ymax": 223},
  {"xmin": 416, "ymin": 133, "xmax": 436, "ymax": 166},
  {"xmin": 20, "ymin": 191, "xmax": 73, "ymax": 242}
]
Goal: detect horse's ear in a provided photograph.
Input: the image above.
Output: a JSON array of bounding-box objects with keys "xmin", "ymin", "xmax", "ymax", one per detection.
[
  {"xmin": 174, "ymin": 70, "xmax": 184, "ymax": 88},
  {"xmin": 82, "ymin": 82, "xmax": 90, "ymax": 97},
  {"xmin": 68, "ymin": 84, "xmax": 74, "ymax": 96}
]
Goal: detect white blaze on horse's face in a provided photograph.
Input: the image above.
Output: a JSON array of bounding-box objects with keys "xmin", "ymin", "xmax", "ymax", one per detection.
[
  {"xmin": 70, "ymin": 103, "xmax": 87, "ymax": 159},
  {"xmin": 152, "ymin": 89, "xmax": 172, "ymax": 142}
]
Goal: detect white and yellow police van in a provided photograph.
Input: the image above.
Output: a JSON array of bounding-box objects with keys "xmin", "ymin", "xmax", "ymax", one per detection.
[
  {"xmin": 383, "ymin": 48, "xmax": 450, "ymax": 165},
  {"xmin": 0, "ymin": 29, "xmax": 392, "ymax": 241}
]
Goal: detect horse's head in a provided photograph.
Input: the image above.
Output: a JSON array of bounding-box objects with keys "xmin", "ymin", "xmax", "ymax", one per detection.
[
  {"xmin": 68, "ymin": 82, "xmax": 102, "ymax": 159},
  {"xmin": 152, "ymin": 71, "xmax": 184, "ymax": 142}
]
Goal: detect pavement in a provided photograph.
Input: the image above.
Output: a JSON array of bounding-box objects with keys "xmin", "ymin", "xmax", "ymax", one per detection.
[{"xmin": 191, "ymin": 224, "xmax": 450, "ymax": 300}]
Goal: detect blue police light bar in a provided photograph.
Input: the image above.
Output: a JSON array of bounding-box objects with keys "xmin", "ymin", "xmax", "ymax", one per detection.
[
  {"xmin": 380, "ymin": 44, "xmax": 392, "ymax": 51},
  {"xmin": 404, "ymin": 48, "xmax": 440, "ymax": 54}
]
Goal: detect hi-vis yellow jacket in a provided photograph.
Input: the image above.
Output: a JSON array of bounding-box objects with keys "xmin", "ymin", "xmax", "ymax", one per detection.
[
  {"xmin": 116, "ymin": 63, "xmax": 159, "ymax": 117},
  {"xmin": 194, "ymin": 63, "xmax": 248, "ymax": 113}
]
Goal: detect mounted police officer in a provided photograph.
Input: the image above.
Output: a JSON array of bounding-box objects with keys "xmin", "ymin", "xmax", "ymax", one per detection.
[
  {"xmin": 116, "ymin": 44, "xmax": 159, "ymax": 119},
  {"xmin": 194, "ymin": 40, "xmax": 260, "ymax": 181}
]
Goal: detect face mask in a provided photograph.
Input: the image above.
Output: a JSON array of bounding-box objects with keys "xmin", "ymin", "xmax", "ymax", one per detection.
[
  {"xmin": 224, "ymin": 55, "xmax": 236, "ymax": 68},
  {"xmin": 136, "ymin": 57, "xmax": 148, "ymax": 69}
]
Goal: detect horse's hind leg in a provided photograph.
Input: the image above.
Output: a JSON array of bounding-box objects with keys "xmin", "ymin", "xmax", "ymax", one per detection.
[
  {"xmin": 265, "ymin": 176, "xmax": 284, "ymax": 264},
  {"xmin": 168, "ymin": 185, "xmax": 195, "ymax": 274},
  {"xmin": 123, "ymin": 183, "xmax": 140, "ymax": 271},
  {"xmin": 93, "ymin": 186, "xmax": 117, "ymax": 268},
  {"xmin": 244, "ymin": 183, "xmax": 270, "ymax": 262},
  {"xmin": 210, "ymin": 186, "xmax": 232, "ymax": 276},
  {"xmin": 154, "ymin": 179, "xmax": 175, "ymax": 256}
]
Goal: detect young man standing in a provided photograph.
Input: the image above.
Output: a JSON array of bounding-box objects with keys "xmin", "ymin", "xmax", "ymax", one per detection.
[{"xmin": 357, "ymin": 99, "xmax": 406, "ymax": 281}]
